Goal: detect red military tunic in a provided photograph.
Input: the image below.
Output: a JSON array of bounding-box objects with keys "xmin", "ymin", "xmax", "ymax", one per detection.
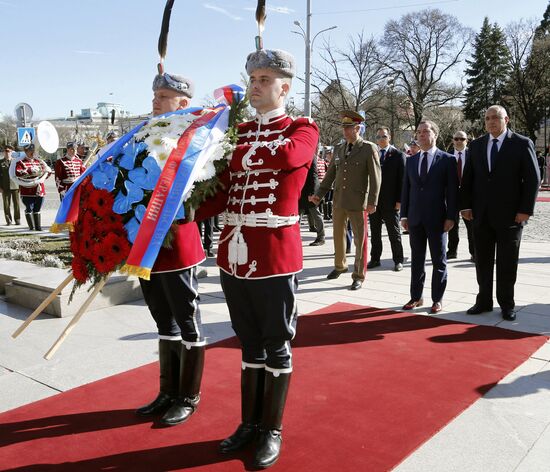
[
  {"xmin": 54, "ymin": 155, "xmax": 86, "ymax": 194},
  {"xmin": 199, "ymin": 107, "xmax": 319, "ymax": 279},
  {"xmin": 151, "ymin": 222, "xmax": 205, "ymax": 273},
  {"xmin": 15, "ymin": 157, "xmax": 50, "ymax": 197}
]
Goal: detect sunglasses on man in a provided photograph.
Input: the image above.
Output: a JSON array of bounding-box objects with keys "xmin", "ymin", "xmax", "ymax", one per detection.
[{"xmin": 453, "ymin": 137, "xmax": 466, "ymax": 141}]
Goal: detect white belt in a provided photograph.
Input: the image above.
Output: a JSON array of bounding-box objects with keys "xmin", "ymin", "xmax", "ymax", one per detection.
[{"xmin": 223, "ymin": 212, "xmax": 299, "ymax": 228}]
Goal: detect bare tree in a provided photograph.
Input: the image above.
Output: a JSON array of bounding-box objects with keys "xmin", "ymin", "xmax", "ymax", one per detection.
[
  {"xmin": 504, "ymin": 19, "xmax": 550, "ymax": 143},
  {"xmin": 380, "ymin": 8, "xmax": 472, "ymax": 128},
  {"xmin": 310, "ymin": 32, "xmax": 387, "ymax": 144}
]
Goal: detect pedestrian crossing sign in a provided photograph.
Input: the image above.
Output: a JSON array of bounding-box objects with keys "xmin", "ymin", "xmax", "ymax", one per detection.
[{"xmin": 17, "ymin": 127, "xmax": 35, "ymax": 147}]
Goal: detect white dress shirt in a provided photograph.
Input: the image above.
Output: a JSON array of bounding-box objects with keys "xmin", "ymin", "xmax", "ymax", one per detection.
[{"xmin": 454, "ymin": 148, "xmax": 467, "ymax": 174}]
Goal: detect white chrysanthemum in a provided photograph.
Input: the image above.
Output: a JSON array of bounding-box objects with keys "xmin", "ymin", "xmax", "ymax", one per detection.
[{"xmin": 195, "ymin": 160, "xmax": 217, "ymax": 182}]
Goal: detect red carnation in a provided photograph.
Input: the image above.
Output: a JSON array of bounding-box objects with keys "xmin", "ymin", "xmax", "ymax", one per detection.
[
  {"xmin": 71, "ymin": 257, "xmax": 89, "ymax": 283},
  {"xmin": 103, "ymin": 232, "xmax": 131, "ymax": 265},
  {"xmin": 88, "ymin": 189, "xmax": 114, "ymax": 218},
  {"xmin": 92, "ymin": 242, "xmax": 118, "ymax": 274}
]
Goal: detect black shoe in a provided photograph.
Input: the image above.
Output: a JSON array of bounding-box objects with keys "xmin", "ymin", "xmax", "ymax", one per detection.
[
  {"xmin": 394, "ymin": 263, "xmax": 403, "ymax": 272},
  {"xmin": 219, "ymin": 423, "xmax": 258, "ymax": 453},
  {"xmin": 466, "ymin": 304, "xmax": 493, "ymax": 315},
  {"xmin": 308, "ymin": 227, "xmax": 316, "ymax": 232},
  {"xmin": 161, "ymin": 395, "xmax": 199, "ymax": 426},
  {"xmin": 446, "ymin": 251, "xmax": 457, "ymax": 259},
  {"xmin": 326, "ymin": 268, "xmax": 348, "ymax": 280},
  {"xmin": 502, "ymin": 308, "xmax": 516, "ymax": 321},
  {"xmin": 350, "ymin": 280, "xmax": 362, "ymax": 290},
  {"xmin": 367, "ymin": 260, "xmax": 381, "ymax": 269},
  {"xmin": 309, "ymin": 238, "xmax": 325, "ymax": 246},
  {"xmin": 205, "ymin": 249, "xmax": 215, "ymax": 257},
  {"xmin": 135, "ymin": 392, "xmax": 174, "ymax": 416},
  {"xmin": 254, "ymin": 429, "xmax": 282, "ymax": 469}
]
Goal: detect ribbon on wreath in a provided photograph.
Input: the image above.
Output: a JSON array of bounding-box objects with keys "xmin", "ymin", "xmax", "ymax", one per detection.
[{"xmin": 120, "ymin": 84, "xmax": 243, "ymax": 279}]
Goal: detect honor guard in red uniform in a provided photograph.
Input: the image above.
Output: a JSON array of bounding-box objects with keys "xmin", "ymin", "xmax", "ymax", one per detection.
[
  {"xmin": 197, "ymin": 48, "xmax": 319, "ymax": 467},
  {"xmin": 54, "ymin": 141, "xmax": 86, "ymax": 200},
  {"xmin": 15, "ymin": 144, "xmax": 52, "ymax": 231},
  {"xmin": 135, "ymin": 72, "xmax": 207, "ymax": 427}
]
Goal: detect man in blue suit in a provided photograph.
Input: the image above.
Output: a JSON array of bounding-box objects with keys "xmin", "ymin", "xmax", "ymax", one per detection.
[{"xmin": 400, "ymin": 120, "xmax": 458, "ymax": 313}]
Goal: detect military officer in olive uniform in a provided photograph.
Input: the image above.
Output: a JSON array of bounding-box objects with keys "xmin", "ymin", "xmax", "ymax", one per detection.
[{"xmin": 310, "ymin": 110, "xmax": 381, "ymax": 290}]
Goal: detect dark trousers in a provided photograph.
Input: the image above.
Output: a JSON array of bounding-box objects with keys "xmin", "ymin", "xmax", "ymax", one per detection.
[
  {"xmin": 408, "ymin": 223, "xmax": 448, "ymax": 303},
  {"xmin": 21, "ymin": 196, "xmax": 43, "ymax": 214},
  {"xmin": 473, "ymin": 216, "xmax": 523, "ymax": 310},
  {"xmin": 448, "ymin": 217, "xmax": 475, "ymax": 256},
  {"xmin": 198, "ymin": 218, "xmax": 214, "ymax": 251},
  {"xmin": 220, "ymin": 271, "xmax": 298, "ymax": 370},
  {"xmin": 139, "ymin": 267, "xmax": 203, "ymax": 342},
  {"xmin": 2, "ymin": 189, "xmax": 20, "ymax": 223},
  {"xmin": 369, "ymin": 207, "xmax": 404, "ymax": 264},
  {"xmin": 300, "ymin": 205, "xmax": 325, "ymax": 240}
]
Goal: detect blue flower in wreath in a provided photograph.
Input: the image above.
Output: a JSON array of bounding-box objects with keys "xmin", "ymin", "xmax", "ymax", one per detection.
[
  {"xmin": 174, "ymin": 203, "xmax": 185, "ymax": 220},
  {"xmin": 112, "ymin": 180, "xmax": 144, "ymax": 215},
  {"xmin": 124, "ymin": 204, "xmax": 147, "ymax": 243},
  {"xmin": 118, "ymin": 141, "xmax": 147, "ymax": 170},
  {"xmin": 128, "ymin": 156, "xmax": 161, "ymax": 191},
  {"xmin": 91, "ymin": 161, "xmax": 118, "ymax": 192}
]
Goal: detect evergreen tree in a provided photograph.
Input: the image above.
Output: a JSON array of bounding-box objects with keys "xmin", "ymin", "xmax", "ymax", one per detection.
[{"xmin": 463, "ymin": 18, "xmax": 511, "ymax": 134}]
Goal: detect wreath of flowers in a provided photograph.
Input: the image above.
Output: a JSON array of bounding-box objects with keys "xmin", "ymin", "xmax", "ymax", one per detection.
[{"xmin": 68, "ymin": 93, "xmax": 248, "ymax": 294}]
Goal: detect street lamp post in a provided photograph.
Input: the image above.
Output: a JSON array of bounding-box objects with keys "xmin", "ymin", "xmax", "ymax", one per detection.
[{"xmin": 292, "ymin": 1, "xmax": 336, "ymax": 117}]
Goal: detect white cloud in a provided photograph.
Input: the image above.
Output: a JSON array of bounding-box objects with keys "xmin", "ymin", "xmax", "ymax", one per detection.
[
  {"xmin": 204, "ymin": 3, "xmax": 242, "ymax": 21},
  {"xmin": 244, "ymin": 5, "xmax": 295, "ymax": 15}
]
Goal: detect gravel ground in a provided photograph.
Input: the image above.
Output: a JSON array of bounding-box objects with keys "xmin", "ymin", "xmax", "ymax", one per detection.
[{"xmin": 524, "ymin": 200, "xmax": 550, "ymax": 242}]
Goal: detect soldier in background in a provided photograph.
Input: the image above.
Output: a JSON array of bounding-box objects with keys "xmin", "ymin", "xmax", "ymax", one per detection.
[
  {"xmin": 54, "ymin": 142, "xmax": 86, "ymax": 200},
  {"xmin": 0, "ymin": 145, "xmax": 21, "ymax": 225},
  {"xmin": 311, "ymin": 110, "xmax": 382, "ymax": 290}
]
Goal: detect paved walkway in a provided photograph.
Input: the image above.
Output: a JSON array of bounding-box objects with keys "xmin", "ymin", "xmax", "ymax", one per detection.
[{"xmin": 1, "ymin": 195, "xmax": 550, "ymax": 471}]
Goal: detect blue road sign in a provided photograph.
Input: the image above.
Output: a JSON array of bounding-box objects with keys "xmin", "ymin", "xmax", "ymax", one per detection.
[{"xmin": 17, "ymin": 127, "xmax": 35, "ymax": 147}]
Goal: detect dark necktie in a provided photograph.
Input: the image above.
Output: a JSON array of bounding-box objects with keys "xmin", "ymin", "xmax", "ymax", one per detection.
[
  {"xmin": 379, "ymin": 149, "xmax": 386, "ymax": 166},
  {"xmin": 490, "ymin": 138, "xmax": 498, "ymax": 172},
  {"xmin": 457, "ymin": 151, "xmax": 462, "ymax": 183},
  {"xmin": 420, "ymin": 151, "xmax": 428, "ymax": 182},
  {"xmin": 345, "ymin": 143, "xmax": 352, "ymax": 158}
]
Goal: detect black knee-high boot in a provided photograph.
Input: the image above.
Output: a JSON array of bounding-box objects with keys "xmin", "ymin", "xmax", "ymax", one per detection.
[
  {"xmin": 136, "ymin": 339, "xmax": 180, "ymax": 416},
  {"xmin": 219, "ymin": 366, "xmax": 265, "ymax": 453},
  {"xmin": 32, "ymin": 212, "xmax": 41, "ymax": 231},
  {"xmin": 161, "ymin": 343, "xmax": 205, "ymax": 426},
  {"xmin": 25, "ymin": 213, "xmax": 34, "ymax": 231},
  {"xmin": 254, "ymin": 371, "xmax": 291, "ymax": 469}
]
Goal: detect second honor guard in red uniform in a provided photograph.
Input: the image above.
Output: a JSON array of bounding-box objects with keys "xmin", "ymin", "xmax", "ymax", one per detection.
[
  {"xmin": 55, "ymin": 141, "xmax": 86, "ymax": 200},
  {"xmin": 135, "ymin": 72, "xmax": 207, "ymax": 427},
  {"xmin": 197, "ymin": 49, "xmax": 319, "ymax": 467}
]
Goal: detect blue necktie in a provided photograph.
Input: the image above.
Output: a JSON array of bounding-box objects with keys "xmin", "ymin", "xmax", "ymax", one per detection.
[
  {"xmin": 420, "ymin": 152, "xmax": 428, "ymax": 182},
  {"xmin": 379, "ymin": 149, "xmax": 386, "ymax": 166},
  {"xmin": 490, "ymin": 138, "xmax": 498, "ymax": 172}
]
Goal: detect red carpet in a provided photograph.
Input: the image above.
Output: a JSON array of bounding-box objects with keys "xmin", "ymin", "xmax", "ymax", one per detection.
[{"xmin": 0, "ymin": 303, "xmax": 546, "ymax": 471}]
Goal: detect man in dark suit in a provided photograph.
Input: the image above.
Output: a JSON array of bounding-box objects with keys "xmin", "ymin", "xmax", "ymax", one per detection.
[
  {"xmin": 400, "ymin": 119, "xmax": 458, "ymax": 313},
  {"xmin": 446, "ymin": 130, "xmax": 475, "ymax": 261},
  {"xmin": 460, "ymin": 105, "xmax": 540, "ymax": 321},
  {"xmin": 299, "ymin": 149, "xmax": 325, "ymax": 246},
  {"xmin": 368, "ymin": 126, "xmax": 406, "ymax": 271}
]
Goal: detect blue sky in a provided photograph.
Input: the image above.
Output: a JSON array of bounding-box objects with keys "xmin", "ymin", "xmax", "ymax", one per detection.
[{"xmin": 0, "ymin": 0, "xmax": 548, "ymax": 120}]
